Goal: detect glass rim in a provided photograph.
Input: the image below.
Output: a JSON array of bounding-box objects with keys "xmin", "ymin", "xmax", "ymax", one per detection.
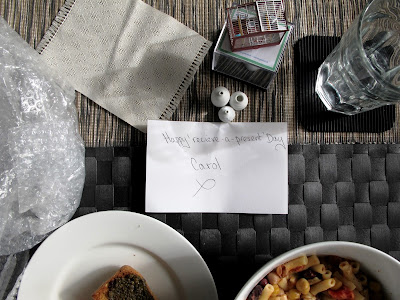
[{"xmin": 356, "ymin": 0, "xmax": 400, "ymax": 94}]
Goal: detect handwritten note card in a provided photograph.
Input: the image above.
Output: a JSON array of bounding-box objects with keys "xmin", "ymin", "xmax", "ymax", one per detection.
[{"xmin": 145, "ymin": 120, "xmax": 288, "ymax": 214}]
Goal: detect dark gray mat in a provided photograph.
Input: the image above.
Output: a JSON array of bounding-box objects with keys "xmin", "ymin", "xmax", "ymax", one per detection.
[{"xmin": 75, "ymin": 144, "xmax": 400, "ymax": 300}]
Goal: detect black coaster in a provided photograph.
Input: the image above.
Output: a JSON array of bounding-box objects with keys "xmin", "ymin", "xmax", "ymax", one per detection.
[{"xmin": 294, "ymin": 36, "xmax": 395, "ymax": 133}]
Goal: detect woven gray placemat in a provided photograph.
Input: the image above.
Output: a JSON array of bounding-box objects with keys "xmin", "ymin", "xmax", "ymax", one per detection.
[
  {"xmin": 75, "ymin": 144, "xmax": 400, "ymax": 299},
  {"xmin": 1, "ymin": 144, "xmax": 400, "ymax": 299}
]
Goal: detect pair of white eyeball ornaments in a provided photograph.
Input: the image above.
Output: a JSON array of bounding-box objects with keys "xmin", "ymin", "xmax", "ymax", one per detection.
[{"xmin": 211, "ymin": 87, "xmax": 248, "ymax": 122}]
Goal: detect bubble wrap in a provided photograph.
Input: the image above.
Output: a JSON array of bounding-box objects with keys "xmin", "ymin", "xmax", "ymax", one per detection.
[{"xmin": 0, "ymin": 18, "xmax": 85, "ymax": 256}]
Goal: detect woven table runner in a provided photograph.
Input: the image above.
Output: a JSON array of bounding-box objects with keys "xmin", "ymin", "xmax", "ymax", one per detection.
[
  {"xmin": 2, "ymin": 0, "xmax": 400, "ymax": 147},
  {"xmin": 1, "ymin": 144, "xmax": 400, "ymax": 299},
  {"xmin": 75, "ymin": 144, "xmax": 400, "ymax": 299}
]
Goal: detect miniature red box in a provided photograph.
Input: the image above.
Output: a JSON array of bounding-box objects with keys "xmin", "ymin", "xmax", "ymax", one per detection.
[{"xmin": 226, "ymin": 1, "xmax": 288, "ymax": 51}]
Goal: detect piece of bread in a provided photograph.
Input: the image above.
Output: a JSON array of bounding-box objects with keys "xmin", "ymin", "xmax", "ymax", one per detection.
[{"xmin": 92, "ymin": 265, "xmax": 157, "ymax": 300}]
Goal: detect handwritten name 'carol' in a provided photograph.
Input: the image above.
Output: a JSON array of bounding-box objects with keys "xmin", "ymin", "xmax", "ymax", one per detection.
[
  {"xmin": 191, "ymin": 157, "xmax": 221, "ymax": 197},
  {"xmin": 191, "ymin": 157, "xmax": 222, "ymax": 171}
]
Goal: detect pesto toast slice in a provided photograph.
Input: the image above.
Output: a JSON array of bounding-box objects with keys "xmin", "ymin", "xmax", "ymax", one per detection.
[{"xmin": 92, "ymin": 265, "xmax": 157, "ymax": 300}]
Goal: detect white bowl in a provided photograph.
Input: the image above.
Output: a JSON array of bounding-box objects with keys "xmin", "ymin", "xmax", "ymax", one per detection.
[{"xmin": 234, "ymin": 241, "xmax": 400, "ymax": 299}]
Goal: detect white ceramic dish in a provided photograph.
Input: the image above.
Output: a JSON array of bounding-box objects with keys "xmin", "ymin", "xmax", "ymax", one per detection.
[
  {"xmin": 18, "ymin": 211, "xmax": 218, "ymax": 300},
  {"xmin": 234, "ymin": 241, "xmax": 400, "ymax": 300}
]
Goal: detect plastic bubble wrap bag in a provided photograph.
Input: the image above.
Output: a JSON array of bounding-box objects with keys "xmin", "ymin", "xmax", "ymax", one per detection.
[{"xmin": 0, "ymin": 18, "xmax": 85, "ymax": 256}]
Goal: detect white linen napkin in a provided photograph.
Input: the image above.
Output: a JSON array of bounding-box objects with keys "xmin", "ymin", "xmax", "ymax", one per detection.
[{"xmin": 37, "ymin": 0, "xmax": 212, "ymax": 132}]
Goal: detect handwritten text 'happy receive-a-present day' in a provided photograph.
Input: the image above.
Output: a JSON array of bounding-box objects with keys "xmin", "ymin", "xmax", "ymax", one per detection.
[{"xmin": 161, "ymin": 131, "xmax": 286, "ymax": 150}]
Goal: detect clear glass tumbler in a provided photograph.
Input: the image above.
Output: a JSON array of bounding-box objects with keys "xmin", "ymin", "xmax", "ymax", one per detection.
[{"xmin": 316, "ymin": 0, "xmax": 400, "ymax": 115}]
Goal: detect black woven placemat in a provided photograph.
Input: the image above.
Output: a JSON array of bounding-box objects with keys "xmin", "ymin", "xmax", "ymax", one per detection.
[
  {"xmin": 75, "ymin": 144, "xmax": 400, "ymax": 300},
  {"xmin": 294, "ymin": 36, "xmax": 396, "ymax": 133}
]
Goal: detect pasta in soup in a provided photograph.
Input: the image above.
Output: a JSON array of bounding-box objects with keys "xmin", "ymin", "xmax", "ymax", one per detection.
[{"xmin": 246, "ymin": 255, "xmax": 386, "ymax": 300}]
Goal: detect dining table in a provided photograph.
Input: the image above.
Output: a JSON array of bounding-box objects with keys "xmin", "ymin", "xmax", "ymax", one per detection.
[{"xmin": 1, "ymin": 0, "xmax": 400, "ymax": 299}]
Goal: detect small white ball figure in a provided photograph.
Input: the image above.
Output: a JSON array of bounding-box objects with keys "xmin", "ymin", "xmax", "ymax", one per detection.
[
  {"xmin": 229, "ymin": 91, "xmax": 248, "ymax": 111},
  {"xmin": 244, "ymin": 63, "xmax": 259, "ymax": 72},
  {"xmin": 211, "ymin": 86, "xmax": 230, "ymax": 107},
  {"xmin": 218, "ymin": 106, "xmax": 235, "ymax": 122}
]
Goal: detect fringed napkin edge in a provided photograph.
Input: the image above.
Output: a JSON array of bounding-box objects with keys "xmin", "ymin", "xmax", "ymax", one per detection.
[{"xmin": 36, "ymin": 0, "xmax": 76, "ymax": 54}]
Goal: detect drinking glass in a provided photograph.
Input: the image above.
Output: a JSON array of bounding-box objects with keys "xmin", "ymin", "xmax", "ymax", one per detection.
[{"xmin": 316, "ymin": 0, "xmax": 400, "ymax": 115}]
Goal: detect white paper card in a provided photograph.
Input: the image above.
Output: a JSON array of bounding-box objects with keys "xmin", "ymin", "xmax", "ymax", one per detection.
[{"xmin": 145, "ymin": 120, "xmax": 288, "ymax": 214}]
